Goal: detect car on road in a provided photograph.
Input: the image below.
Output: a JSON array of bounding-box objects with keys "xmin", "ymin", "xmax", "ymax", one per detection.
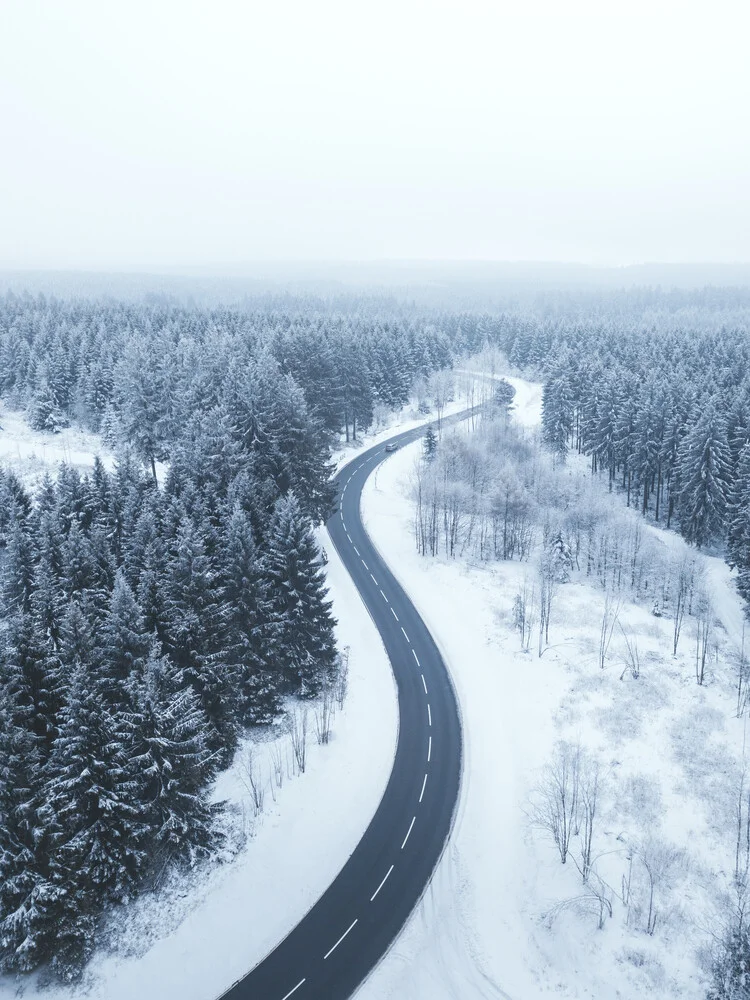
[{"xmin": 385, "ymin": 442, "xmax": 399, "ymax": 452}]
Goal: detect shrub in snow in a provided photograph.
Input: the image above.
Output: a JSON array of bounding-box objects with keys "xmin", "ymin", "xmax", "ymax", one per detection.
[{"xmin": 708, "ymin": 927, "xmax": 750, "ymax": 1000}]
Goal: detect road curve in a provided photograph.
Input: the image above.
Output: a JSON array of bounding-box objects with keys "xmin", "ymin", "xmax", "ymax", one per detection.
[{"xmin": 220, "ymin": 410, "xmax": 474, "ymax": 1000}]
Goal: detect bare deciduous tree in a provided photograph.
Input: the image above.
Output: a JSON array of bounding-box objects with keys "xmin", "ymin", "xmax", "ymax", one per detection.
[
  {"xmin": 638, "ymin": 839, "xmax": 683, "ymax": 935},
  {"xmin": 512, "ymin": 577, "xmax": 535, "ymax": 651},
  {"xmin": 314, "ymin": 683, "xmax": 334, "ymax": 745},
  {"xmin": 599, "ymin": 593, "xmax": 622, "ymax": 669},
  {"xmin": 619, "ymin": 623, "xmax": 642, "ymax": 681},
  {"xmin": 289, "ymin": 706, "xmax": 308, "ymax": 774},
  {"xmin": 694, "ymin": 589, "xmax": 714, "ymax": 686},
  {"xmin": 672, "ymin": 554, "xmax": 696, "ymax": 656},
  {"xmin": 737, "ymin": 625, "xmax": 750, "ymax": 718},
  {"xmin": 335, "ymin": 646, "xmax": 350, "ymax": 710},
  {"xmin": 531, "ymin": 741, "xmax": 581, "ymax": 864},
  {"xmin": 239, "ymin": 745, "xmax": 266, "ymax": 817},
  {"xmin": 578, "ymin": 757, "xmax": 600, "ymax": 882}
]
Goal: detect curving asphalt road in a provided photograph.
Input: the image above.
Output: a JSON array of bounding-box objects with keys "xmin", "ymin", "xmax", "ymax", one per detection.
[{"xmin": 219, "ymin": 409, "xmax": 476, "ymax": 1000}]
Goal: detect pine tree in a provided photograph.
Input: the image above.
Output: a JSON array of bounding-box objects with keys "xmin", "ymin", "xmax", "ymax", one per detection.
[
  {"xmin": 94, "ymin": 571, "xmax": 152, "ymax": 706},
  {"xmin": 423, "ymin": 425, "xmax": 438, "ymax": 462},
  {"xmin": 42, "ymin": 664, "xmax": 149, "ymax": 978},
  {"xmin": 28, "ymin": 377, "xmax": 69, "ymax": 434},
  {"xmin": 1, "ymin": 613, "xmax": 61, "ymax": 749},
  {"xmin": 542, "ymin": 377, "xmax": 573, "ymax": 459},
  {"xmin": 266, "ymin": 493, "xmax": 337, "ymax": 696},
  {"xmin": 1, "ymin": 516, "xmax": 36, "ymax": 617},
  {"xmin": 677, "ymin": 405, "xmax": 732, "ymax": 547},
  {"xmin": 164, "ymin": 519, "xmax": 239, "ymax": 753},
  {"xmin": 127, "ymin": 657, "xmax": 216, "ymax": 864},
  {"xmin": 728, "ymin": 444, "xmax": 750, "ymax": 602},
  {"xmin": 0, "ymin": 705, "xmax": 55, "ymax": 974},
  {"xmin": 222, "ymin": 506, "xmax": 279, "ymax": 723}
]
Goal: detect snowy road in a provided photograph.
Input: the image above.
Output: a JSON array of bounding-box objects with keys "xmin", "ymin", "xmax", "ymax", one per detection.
[{"xmin": 219, "ymin": 411, "xmax": 476, "ymax": 1000}]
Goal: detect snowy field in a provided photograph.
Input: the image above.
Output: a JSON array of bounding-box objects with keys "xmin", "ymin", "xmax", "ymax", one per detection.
[
  {"xmin": 0, "ymin": 403, "xmax": 118, "ymax": 489},
  {"xmin": 357, "ymin": 375, "xmax": 749, "ymax": 1000}
]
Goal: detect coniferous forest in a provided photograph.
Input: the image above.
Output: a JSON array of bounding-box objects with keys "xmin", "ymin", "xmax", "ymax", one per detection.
[
  {"xmin": 2, "ymin": 285, "xmax": 750, "ymax": 984},
  {"xmin": 0, "ymin": 294, "xmax": 457, "ymax": 979}
]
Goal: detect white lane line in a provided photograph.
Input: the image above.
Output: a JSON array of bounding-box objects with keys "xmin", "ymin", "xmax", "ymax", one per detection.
[
  {"xmin": 427, "ymin": 703, "xmax": 432, "ymax": 726},
  {"xmin": 412, "ymin": 649, "xmax": 420, "ymax": 667},
  {"xmin": 401, "ymin": 627, "xmax": 410, "ymax": 642},
  {"xmin": 380, "ymin": 589, "xmax": 388, "ymax": 603},
  {"xmin": 370, "ymin": 573, "xmax": 378, "ymax": 586},
  {"xmin": 421, "ymin": 673, "xmax": 428, "ymax": 694},
  {"xmin": 323, "ymin": 919, "xmax": 358, "ymax": 960},
  {"xmin": 428, "ymin": 735, "xmax": 432, "ymax": 762},
  {"xmin": 370, "ymin": 864, "xmax": 394, "ymax": 901},
  {"xmin": 401, "ymin": 816, "xmax": 416, "ymax": 850},
  {"xmin": 346, "ymin": 531, "xmax": 352, "ymax": 542},
  {"xmin": 391, "ymin": 607, "xmax": 399, "ymax": 622},
  {"xmin": 280, "ymin": 980, "xmax": 306, "ymax": 1000},
  {"xmin": 362, "ymin": 559, "xmax": 369, "ymax": 570},
  {"xmin": 419, "ymin": 773, "xmax": 428, "ymax": 803},
  {"xmin": 340, "ymin": 510, "xmax": 344, "ymax": 520},
  {"xmin": 353, "ymin": 545, "xmax": 360, "ymax": 556}
]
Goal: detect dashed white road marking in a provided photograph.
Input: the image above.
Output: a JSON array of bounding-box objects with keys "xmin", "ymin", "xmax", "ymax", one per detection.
[
  {"xmin": 421, "ymin": 673, "xmax": 428, "ymax": 694},
  {"xmin": 340, "ymin": 510, "xmax": 344, "ymax": 520},
  {"xmin": 370, "ymin": 573, "xmax": 378, "ymax": 586},
  {"xmin": 323, "ymin": 919, "xmax": 358, "ymax": 960},
  {"xmin": 427, "ymin": 703, "xmax": 432, "ymax": 727},
  {"xmin": 280, "ymin": 979, "xmax": 306, "ymax": 1000},
  {"xmin": 390, "ymin": 608, "xmax": 399, "ymax": 621},
  {"xmin": 401, "ymin": 626, "xmax": 410, "ymax": 642},
  {"xmin": 419, "ymin": 773, "xmax": 428, "ymax": 803},
  {"xmin": 380, "ymin": 589, "xmax": 388, "ymax": 603},
  {"xmin": 401, "ymin": 816, "xmax": 416, "ymax": 850},
  {"xmin": 412, "ymin": 649, "xmax": 420, "ymax": 667},
  {"xmin": 428, "ymin": 735, "xmax": 432, "ymax": 762},
  {"xmin": 370, "ymin": 865, "xmax": 394, "ymax": 901},
  {"xmin": 362, "ymin": 559, "xmax": 369, "ymax": 570},
  {"xmin": 353, "ymin": 545, "xmax": 360, "ymax": 556}
]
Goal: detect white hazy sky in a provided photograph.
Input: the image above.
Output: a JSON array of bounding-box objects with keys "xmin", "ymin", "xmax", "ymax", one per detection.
[{"xmin": 1, "ymin": 0, "xmax": 748, "ymax": 270}]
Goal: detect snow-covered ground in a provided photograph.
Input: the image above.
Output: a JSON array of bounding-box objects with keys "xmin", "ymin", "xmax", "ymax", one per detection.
[
  {"xmin": 0, "ymin": 402, "xmax": 118, "ymax": 489},
  {"xmin": 357, "ymin": 375, "xmax": 749, "ymax": 1000}
]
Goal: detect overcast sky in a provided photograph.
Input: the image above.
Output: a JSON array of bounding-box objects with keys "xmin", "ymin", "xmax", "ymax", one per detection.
[{"xmin": 1, "ymin": 1, "xmax": 748, "ymax": 270}]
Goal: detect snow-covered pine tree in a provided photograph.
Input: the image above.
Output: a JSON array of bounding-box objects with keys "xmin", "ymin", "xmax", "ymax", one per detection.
[
  {"xmin": 222, "ymin": 505, "xmax": 279, "ymax": 724},
  {"xmin": 423, "ymin": 425, "xmax": 438, "ymax": 461},
  {"xmin": 94, "ymin": 571, "xmax": 152, "ymax": 706},
  {"xmin": 677, "ymin": 404, "xmax": 732, "ymax": 547},
  {"xmin": 0, "ymin": 705, "xmax": 56, "ymax": 974},
  {"xmin": 266, "ymin": 492, "xmax": 337, "ymax": 696},
  {"xmin": 728, "ymin": 444, "xmax": 750, "ymax": 602},
  {"xmin": 1, "ymin": 613, "xmax": 62, "ymax": 750},
  {"xmin": 541, "ymin": 377, "xmax": 573, "ymax": 459},
  {"xmin": 127, "ymin": 656, "xmax": 216, "ymax": 864},
  {"xmin": 1, "ymin": 515, "xmax": 36, "ymax": 617},
  {"xmin": 28, "ymin": 377, "xmax": 69, "ymax": 434},
  {"xmin": 42, "ymin": 663, "xmax": 150, "ymax": 978},
  {"xmin": 164, "ymin": 517, "xmax": 240, "ymax": 755}
]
